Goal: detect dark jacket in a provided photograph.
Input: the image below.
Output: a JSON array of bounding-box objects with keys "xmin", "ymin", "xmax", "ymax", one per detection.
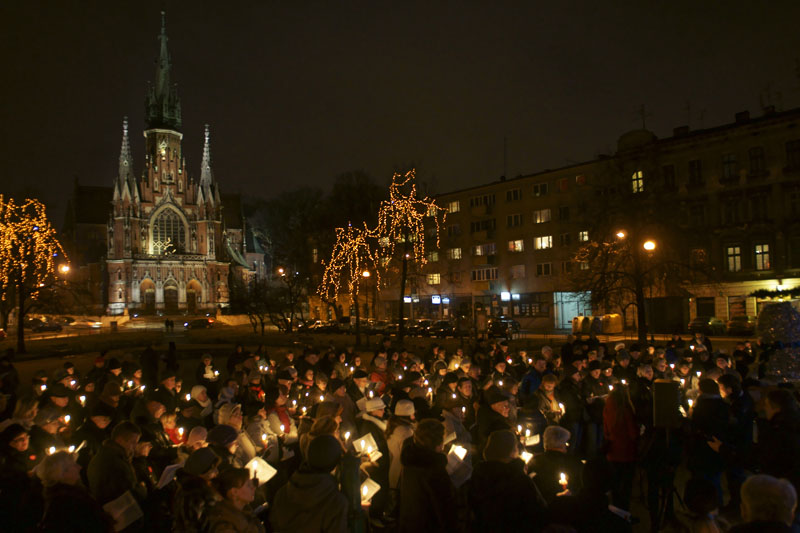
[
  {"xmin": 530, "ymin": 450, "xmax": 584, "ymax": 503},
  {"xmin": 87, "ymin": 439, "xmax": 142, "ymax": 506},
  {"xmin": 38, "ymin": 482, "xmax": 114, "ymax": 533},
  {"xmin": 728, "ymin": 521, "xmax": 792, "ymax": 533},
  {"xmin": 172, "ymin": 472, "xmax": 221, "ymax": 533},
  {"xmin": 758, "ymin": 409, "xmax": 800, "ymax": 491},
  {"xmin": 688, "ymin": 394, "xmax": 729, "ymax": 475},
  {"xmin": 557, "ymin": 377, "xmax": 585, "ymax": 427},
  {"xmin": 469, "ymin": 459, "xmax": 546, "ymax": 532},
  {"xmin": 270, "ymin": 468, "xmax": 348, "ymax": 533},
  {"xmin": 476, "ymin": 405, "xmax": 511, "ymax": 455},
  {"xmin": 397, "ymin": 438, "xmax": 458, "ymax": 533}
]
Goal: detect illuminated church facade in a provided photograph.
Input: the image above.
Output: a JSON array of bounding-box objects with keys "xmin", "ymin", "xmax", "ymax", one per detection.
[{"xmin": 103, "ymin": 14, "xmax": 250, "ymax": 315}]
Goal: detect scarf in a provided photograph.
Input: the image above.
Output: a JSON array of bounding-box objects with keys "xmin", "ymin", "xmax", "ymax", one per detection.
[
  {"xmin": 269, "ymin": 406, "xmax": 291, "ymax": 430},
  {"xmin": 359, "ymin": 413, "xmax": 387, "ymax": 432}
]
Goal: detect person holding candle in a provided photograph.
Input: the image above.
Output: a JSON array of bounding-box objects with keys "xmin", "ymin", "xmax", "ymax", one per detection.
[
  {"xmin": 687, "ymin": 378, "xmax": 730, "ymax": 509},
  {"xmin": 556, "ymin": 364, "xmax": 585, "ymax": 455},
  {"xmin": 265, "ymin": 386, "xmax": 298, "ymax": 447},
  {"xmin": 470, "ymin": 429, "xmax": 546, "ymax": 532},
  {"xmin": 476, "ymin": 386, "xmax": 512, "ymax": 460},
  {"xmin": 356, "ymin": 397, "xmax": 391, "ymax": 527},
  {"xmin": 530, "ymin": 426, "xmax": 584, "ymax": 504},
  {"xmin": 387, "ymin": 399, "xmax": 416, "ymax": 491}
]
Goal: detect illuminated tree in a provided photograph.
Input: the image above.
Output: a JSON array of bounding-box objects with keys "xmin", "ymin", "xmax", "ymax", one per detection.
[
  {"xmin": 371, "ymin": 170, "xmax": 446, "ymax": 341},
  {"xmin": 0, "ymin": 196, "xmax": 66, "ymax": 353},
  {"xmin": 318, "ymin": 223, "xmax": 379, "ymax": 345}
]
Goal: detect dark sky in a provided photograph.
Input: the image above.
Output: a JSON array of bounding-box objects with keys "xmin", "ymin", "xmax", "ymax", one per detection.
[{"xmin": 2, "ymin": 0, "xmax": 799, "ymax": 224}]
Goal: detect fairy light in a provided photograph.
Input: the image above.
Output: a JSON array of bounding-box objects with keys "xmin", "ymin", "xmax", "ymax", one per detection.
[
  {"xmin": 318, "ymin": 222, "xmax": 379, "ymax": 308},
  {"xmin": 0, "ymin": 196, "xmax": 67, "ymax": 309}
]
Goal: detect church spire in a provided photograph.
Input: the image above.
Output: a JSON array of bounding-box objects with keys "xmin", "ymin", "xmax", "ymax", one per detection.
[
  {"xmin": 200, "ymin": 124, "xmax": 214, "ymax": 187},
  {"xmin": 145, "ymin": 11, "xmax": 182, "ymax": 131},
  {"xmin": 119, "ymin": 116, "xmax": 133, "ymax": 180}
]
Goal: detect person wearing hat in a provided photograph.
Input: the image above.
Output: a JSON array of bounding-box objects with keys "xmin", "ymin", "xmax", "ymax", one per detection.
[
  {"xmin": 97, "ymin": 357, "xmax": 123, "ymax": 393},
  {"xmin": 582, "ymin": 360, "xmax": 607, "ymax": 460},
  {"xmin": 28, "ymin": 404, "xmax": 65, "ymax": 464},
  {"xmin": 369, "ymin": 355, "xmax": 392, "ymax": 396},
  {"xmin": 270, "ymin": 434, "xmax": 348, "ymax": 533},
  {"xmin": 556, "ymin": 363, "xmax": 586, "ymax": 455},
  {"xmin": 427, "ymin": 360, "xmax": 448, "ymax": 392},
  {"xmin": 207, "ymin": 424, "xmax": 242, "ymax": 470},
  {"xmin": 398, "ymin": 418, "xmax": 457, "ymax": 532},
  {"xmin": 85, "ymin": 354, "xmax": 107, "ymax": 388},
  {"xmin": 520, "ymin": 354, "xmax": 551, "ymax": 404},
  {"xmin": 530, "ymin": 425, "xmax": 584, "ymax": 504},
  {"xmin": 217, "ymin": 402, "xmax": 258, "ymax": 468},
  {"xmin": 477, "ymin": 386, "xmax": 512, "ymax": 457},
  {"xmin": 242, "ymin": 401, "xmax": 280, "ymax": 463},
  {"xmin": 356, "ymin": 397, "xmax": 391, "ymax": 527},
  {"xmin": 387, "ymin": 399, "xmax": 416, "ymax": 490},
  {"xmin": 72, "ymin": 401, "xmax": 115, "ymax": 483},
  {"xmin": 441, "ymin": 393, "xmax": 471, "ymax": 450},
  {"xmin": 265, "ymin": 385, "xmax": 298, "ymax": 446},
  {"xmin": 172, "ymin": 447, "xmax": 222, "ymax": 532},
  {"xmin": 469, "ymin": 429, "xmax": 546, "ymax": 532},
  {"xmin": 347, "ymin": 369, "xmax": 370, "ymax": 405},
  {"xmin": 152, "ymin": 369, "xmax": 178, "ymax": 414},
  {"xmin": 433, "ymin": 372, "xmax": 460, "ymax": 412},
  {"xmin": 40, "ymin": 382, "xmax": 71, "ymax": 418},
  {"xmin": 0, "ymin": 423, "xmax": 37, "ymax": 474}
]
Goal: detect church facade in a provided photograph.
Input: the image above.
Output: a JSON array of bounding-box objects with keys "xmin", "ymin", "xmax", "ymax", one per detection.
[{"xmin": 102, "ymin": 14, "xmax": 249, "ymax": 315}]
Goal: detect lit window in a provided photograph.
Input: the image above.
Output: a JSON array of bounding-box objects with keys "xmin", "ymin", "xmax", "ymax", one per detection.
[
  {"xmin": 578, "ymin": 231, "xmax": 589, "ymax": 242},
  {"xmin": 632, "ymin": 170, "xmax": 644, "ymax": 193},
  {"xmin": 152, "ymin": 208, "xmax": 186, "ymax": 254},
  {"xmin": 534, "ymin": 236, "xmax": 553, "ymax": 250},
  {"xmin": 755, "ymin": 244, "xmax": 770, "ymax": 271},
  {"xmin": 508, "ymin": 240, "xmax": 524, "ymax": 252},
  {"xmin": 447, "ymin": 248, "xmax": 462, "ymax": 260},
  {"xmin": 536, "ymin": 263, "xmax": 552, "ymax": 276},
  {"xmin": 427, "ymin": 273, "xmax": 441, "ymax": 285},
  {"xmin": 447, "ymin": 200, "xmax": 460, "ymax": 213},
  {"xmin": 427, "ymin": 251, "xmax": 439, "ymax": 262},
  {"xmin": 426, "ymin": 206, "xmax": 438, "ymax": 217},
  {"xmin": 533, "ymin": 209, "xmax": 551, "ymax": 224},
  {"xmin": 473, "ymin": 243, "xmax": 497, "ymax": 256},
  {"xmin": 579, "ymin": 262, "xmax": 589, "ymax": 270},
  {"xmin": 726, "ymin": 246, "xmax": 742, "ymax": 272}
]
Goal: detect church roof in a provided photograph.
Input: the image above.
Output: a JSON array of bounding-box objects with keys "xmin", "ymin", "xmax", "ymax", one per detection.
[{"xmin": 73, "ymin": 185, "xmax": 112, "ymax": 224}]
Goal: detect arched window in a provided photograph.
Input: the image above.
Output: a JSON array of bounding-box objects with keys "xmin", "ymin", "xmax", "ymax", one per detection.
[{"xmin": 152, "ymin": 209, "xmax": 186, "ymax": 255}]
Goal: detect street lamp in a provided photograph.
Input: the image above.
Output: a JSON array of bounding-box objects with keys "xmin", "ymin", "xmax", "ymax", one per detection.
[
  {"xmin": 277, "ymin": 267, "xmax": 285, "ymax": 276},
  {"xmin": 643, "ymin": 240, "xmax": 656, "ymax": 252},
  {"xmin": 616, "ymin": 231, "xmax": 626, "ymax": 239},
  {"xmin": 59, "ymin": 264, "xmax": 70, "ymax": 275}
]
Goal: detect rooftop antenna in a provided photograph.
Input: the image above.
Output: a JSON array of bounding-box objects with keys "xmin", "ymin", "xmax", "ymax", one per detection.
[{"xmin": 635, "ymin": 104, "xmax": 652, "ymax": 129}]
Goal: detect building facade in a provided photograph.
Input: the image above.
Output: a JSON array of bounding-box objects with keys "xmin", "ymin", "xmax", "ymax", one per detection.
[
  {"xmin": 65, "ymin": 14, "xmax": 252, "ymax": 316},
  {"xmin": 376, "ymin": 106, "xmax": 800, "ymax": 332}
]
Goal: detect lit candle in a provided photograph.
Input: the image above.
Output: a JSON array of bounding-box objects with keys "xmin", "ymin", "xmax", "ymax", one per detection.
[
  {"xmin": 451, "ymin": 393, "xmax": 456, "ymax": 399},
  {"xmin": 301, "ymin": 406, "xmax": 307, "ymax": 415},
  {"xmin": 398, "ymin": 374, "xmax": 403, "ymax": 380},
  {"xmin": 78, "ymin": 395, "xmax": 86, "ymax": 406},
  {"xmin": 362, "ymin": 485, "xmax": 368, "ymax": 497},
  {"xmin": 214, "ymin": 370, "xmax": 219, "ymax": 377},
  {"xmin": 64, "ymin": 415, "xmax": 71, "ymax": 424},
  {"xmin": 690, "ymin": 345, "xmax": 695, "ymax": 351},
  {"xmin": 559, "ymin": 472, "xmax": 568, "ymax": 487},
  {"xmin": 558, "ymin": 403, "xmax": 565, "ymax": 413},
  {"xmin": 280, "ymin": 424, "xmax": 285, "ymax": 434},
  {"xmin": 669, "ymin": 363, "xmax": 675, "ymax": 370},
  {"xmin": 521, "ymin": 451, "xmax": 533, "ymax": 463},
  {"xmin": 127, "ymin": 380, "xmax": 134, "ymax": 388},
  {"xmin": 525, "ymin": 429, "xmax": 531, "ymax": 437},
  {"xmin": 185, "ymin": 393, "xmax": 191, "ymax": 401},
  {"xmin": 68, "ymin": 445, "xmax": 75, "ymax": 453},
  {"xmin": 140, "ymin": 385, "xmax": 146, "ymax": 392},
  {"xmin": 680, "ymin": 378, "xmax": 685, "ymax": 386},
  {"xmin": 368, "ymin": 390, "xmax": 374, "ymax": 398},
  {"xmin": 621, "ymin": 379, "xmax": 627, "ymax": 385},
  {"xmin": 609, "ymin": 385, "xmax": 614, "ymax": 391},
  {"xmin": 696, "ymin": 371, "xmax": 702, "ymax": 377},
  {"xmin": 40, "ymin": 384, "xmax": 47, "ymax": 391},
  {"xmin": 461, "ymin": 406, "xmax": 466, "ymax": 414},
  {"xmin": 70, "ymin": 379, "xmax": 76, "ymax": 387},
  {"xmin": 48, "ymin": 446, "xmax": 56, "ymax": 455},
  {"xmin": 423, "ymin": 379, "xmax": 429, "ymax": 386},
  {"xmin": 688, "ymin": 399, "xmax": 694, "ymax": 408},
  {"xmin": 344, "ymin": 431, "xmax": 351, "ymax": 442},
  {"xmin": 507, "ymin": 358, "xmax": 512, "ymax": 364},
  {"xmin": 178, "ymin": 427, "xmax": 184, "ymax": 437},
  {"xmin": 319, "ymin": 395, "xmax": 324, "ymax": 402},
  {"xmin": 292, "ymin": 399, "xmax": 297, "ymax": 407},
  {"xmin": 517, "ymin": 425, "xmax": 522, "ymax": 433},
  {"xmin": 498, "ymin": 380, "xmax": 503, "ymax": 387},
  {"xmin": 454, "ymin": 363, "xmax": 459, "ymax": 369}
]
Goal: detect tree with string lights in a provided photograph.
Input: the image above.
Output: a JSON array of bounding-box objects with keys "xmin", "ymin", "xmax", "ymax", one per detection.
[
  {"xmin": 371, "ymin": 170, "xmax": 446, "ymax": 342},
  {"xmin": 317, "ymin": 223, "xmax": 379, "ymax": 345},
  {"xmin": 0, "ymin": 196, "xmax": 66, "ymax": 353}
]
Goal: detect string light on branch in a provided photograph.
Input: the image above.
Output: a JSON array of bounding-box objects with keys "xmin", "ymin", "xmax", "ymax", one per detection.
[
  {"xmin": 317, "ymin": 223, "xmax": 379, "ymax": 303},
  {"xmin": 0, "ymin": 196, "xmax": 66, "ymax": 302}
]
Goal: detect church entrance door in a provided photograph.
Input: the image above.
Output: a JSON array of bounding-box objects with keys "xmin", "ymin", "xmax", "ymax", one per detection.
[
  {"xmin": 144, "ymin": 290, "xmax": 155, "ymax": 314},
  {"xmin": 186, "ymin": 290, "xmax": 197, "ymax": 314},
  {"xmin": 164, "ymin": 284, "xmax": 179, "ymax": 315}
]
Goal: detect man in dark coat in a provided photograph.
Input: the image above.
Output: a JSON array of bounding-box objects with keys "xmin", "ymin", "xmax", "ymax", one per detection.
[
  {"xmin": 87, "ymin": 421, "xmax": 145, "ymax": 506},
  {"xmin": 476, "ymin": 386, "xmax": 512, "ymax": 457},
  {"xmin": 717, "ymin": 373, "xmax": 754, "ymax": 510},
  {"xmin": 151, "ymin": 370, "xmax": 178, "ymax": 414},
  {"xmin": 72, "ymin": 402, "xmax": 115, "ymax": 484},
  {"xmin": 556, "ymin": 364, "xmax": 585, "ymax": 454},
  {"xmin": 469, "ymin": 429, "xmax": 546, "ymax": 532},
  {"xmin": 531, "ymin": 425, "xmax": 584, "ymax": 503},
  {"xmin": 757, "ymin": 388, "xmax": 800, "ymax": 494},
  {"xmin": 397, "ymin": 418, "xmax": 458, "ymax": 533},
  {"xmin": 688, "ymin": 378, "xmax": 730, "ymax": 506}
]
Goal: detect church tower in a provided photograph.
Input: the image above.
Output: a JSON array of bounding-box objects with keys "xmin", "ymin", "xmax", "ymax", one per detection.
[{"xmin": 106, "ymin": 12, "xmax": 231, "ymax": 316}]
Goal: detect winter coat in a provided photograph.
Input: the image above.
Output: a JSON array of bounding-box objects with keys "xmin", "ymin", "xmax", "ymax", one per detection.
[
  {"xmin": 206, "ymin": 499, "xmax": 265, "ymax": 533},
  {"xmin": 173, "ymin": 473, "xmax": 222, "ymax": 533},
  {"xmin": 270, "ymin": 469, "xmax": 348, "ymax": 533},
  {"xmin": 387, "ymin": 420, "xmax": 414, "ymax": 489},
  {"xmin": 530, "ymin": 450, "xmax": 584, "ymax": 503},
  {"xmin": 758, "ymin": 409, "xmax": 800, "ymax": 492},
  {"xmin": 469, "ymin": 459, "xmax": 546, "ymax": 532},
  {"xmin": 38, "ymin": 482, "xmax": 114, "ymax": 533},
  {"xmin": 476, "ymin": 405, "xmax": 511, "ymax": 456},
  {"xmin": 442, "ymin": 410, "xmax": 471, "ymax": 449},
  {"xmin": 533, "ymin": 389, "xmax": 562, "ymax": 426},
  {"xmin": 582, "ymin": 375, "xmax": 607, "ymax": 424},
  {"xmin": 556, "ymin": 378, "xmax": 585, "ymax": 427},
  {"xmin": 603, "ymin": 397, "xmax": 639, "ymax": 463},
  {"xmin": 397, "ymin": 438, "xmax": 458, "ymax": 533},
  {"xmin": 87, "ymin": 439, "xmax": 142, "ymax": 506},
  {"xmin": 688, "ymin": 394, "xmax": 729, "ymax": 475}
]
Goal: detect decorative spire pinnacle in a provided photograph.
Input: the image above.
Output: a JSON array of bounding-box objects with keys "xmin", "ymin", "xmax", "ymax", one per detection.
[
  {"xmin": 200, "ymin": 124, "xmax": 214, "ymax": 188},
  {"xmin": 117, "ymin": 117, "xmax": 137, "ymax": 201},
  {"xmin": 145, "ymin": 11, "xmax": 182, "ymax": 130}
]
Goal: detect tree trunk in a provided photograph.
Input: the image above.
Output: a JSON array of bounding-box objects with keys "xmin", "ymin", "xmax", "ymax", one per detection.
[
  {"xmin": 354, "ymin": 293, "xmax": 361, "ymax": 346},
  {"xmin": 398, "ymin": 251, "xmax": 408, "ymax": 343},
  {"xmin": 16, "ymin": 283, "xmax": 26, "ymax": 354},
  {"xmin": 632, "ymin": 247, "xmax": 648, "ymax": 344}
]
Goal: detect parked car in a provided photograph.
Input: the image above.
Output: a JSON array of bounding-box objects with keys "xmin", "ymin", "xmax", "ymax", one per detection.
[
  {"xmin": 363, "ymin": 320, "xmax": 388, "ymax": 335},
  {"xmin": 408, "ymin": 319, "xmax": 433, "ymax": 336},
  {"xmin": 309, "ymin": 320, "xmax": 340, "ymax": 333},
  {"xmin": 33, "ymin": 322, "xmax": 63, "ymax": 333},
  {"xmin": 688, "ymin": 316, "xmax": 726, "ymax": 335},
  {"xmin": 23, "ymin": 318, "xmax": 45, "ymax": 330},
  {"xmin": 55, "ymin": 316, "xmax": 75, "ymax": 325},
  {"xmin": 726, "ymin": 315, "xmax": 756, "ymax": 336},
  {"xmin": 488, "ymin": 317, "xmax": 521, "ymax": 338},
  {"xmin": 184, "ymin": 318, "xmax": 214, "ymax": 329},
  {"xmin": 71, "ymin": 319, "xmax": 103, "ymax": 329},
  {"xmin": 427, "ymin": 320, "xmax": 456, "ymax": 338}
]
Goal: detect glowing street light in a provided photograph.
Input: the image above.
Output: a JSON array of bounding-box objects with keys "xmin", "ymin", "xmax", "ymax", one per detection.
[
  {"xmin": 59, "ymin": 264, "xmax": 70, "ymax": 274},
  {"xmin": 616, "ymin": 231, "xmax": 626, "ymax": 239},
  {"xmin": 643, "ymin": 240, "xmax": 656, "ymax": 252},
  {"xmin": 362, "ymin": 270, "xmax": 371, "ymax": 278},
  {"xmin": 277, "ymin": 267, "xmax": 285, "ymax": 275}
]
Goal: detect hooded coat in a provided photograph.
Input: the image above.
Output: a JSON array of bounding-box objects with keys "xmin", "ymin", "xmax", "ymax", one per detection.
[
  {"xmin": 269, "ymin": 469, "xmax": 348, "ymax": 532},
  {"xmin": 87, "ymin": 439, "xmax": 142, "ymax": 506},
  {"xmin": 397, "ymin": 438, "xmax": 458, "ymax": 533},
  {"xmin": 469, "ymin": 459, "xmax": 546, "ymax": 532}
]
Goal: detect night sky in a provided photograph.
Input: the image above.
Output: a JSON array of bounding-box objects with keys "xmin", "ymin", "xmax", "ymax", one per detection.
[{"xmin": 2, "ymin": 1, "xmax": 799, "ymax": 224}]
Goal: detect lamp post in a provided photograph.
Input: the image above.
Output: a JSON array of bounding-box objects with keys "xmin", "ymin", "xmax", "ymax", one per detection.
[
  {"xmin": 616, "ymin": 231, "xmax": 657, "ymax": 343},
  {"xmin": 362, "ymin": 270, "xmax": 371, "ymax": 319}
]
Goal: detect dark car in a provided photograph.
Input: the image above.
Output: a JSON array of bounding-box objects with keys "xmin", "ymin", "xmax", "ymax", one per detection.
[
  {"xmin": 687, "ymin": 316, "xmax": 725, "ymax": 335},
  {"xmin": 427, "ymin": 320, "xmax": 455, "ymax": 338},
  {"xmin": 184, "ymin": 318, "xmax": 214, "ymax": 329},
  {"xmin": 32, "ymin": 322, "xmax": 63, "ymax": 333},
  {"xmin": 24, "ymin": 318, "xmax": 45, "ymax": 330},
  {"xmin": 726, "ymin": 315, "xmax": 756, "ymax": 336},
  {"xmin": 408, "ymin": 319, "xmax": 433, "ymax": 336},
  {"xmin": 488, "ymin": 317, "xmax": 520, "ymax": 338}
]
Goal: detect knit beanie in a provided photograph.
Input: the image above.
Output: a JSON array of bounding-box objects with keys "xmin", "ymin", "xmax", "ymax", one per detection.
[
  {"xmin": 483, "ymin": 429, "xmax": 517, "ymax": 462},
  {"xmin": 306, "ymin": 434, "xmax": 343, "ymax": 472}
]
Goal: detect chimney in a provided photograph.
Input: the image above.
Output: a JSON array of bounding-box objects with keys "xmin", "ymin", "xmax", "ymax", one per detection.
[{"xmin": 735, "ymin": 111, "xmax": 750, "ymax": 123}]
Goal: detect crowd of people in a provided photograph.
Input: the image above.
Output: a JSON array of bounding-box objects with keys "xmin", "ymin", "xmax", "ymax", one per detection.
[{"xmin": 0, "ymin": 330, "xmax": 798, "ymax": 532}]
